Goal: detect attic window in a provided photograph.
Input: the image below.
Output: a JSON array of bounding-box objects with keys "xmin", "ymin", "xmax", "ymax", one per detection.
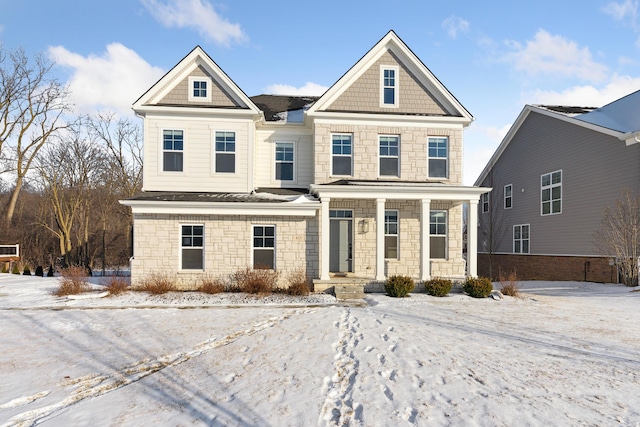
[
  {"xmin": 188, "ymin": 76, "xmax": 211, "ymax": 102},
  {"xmin": 381, "ymin": 66, "xmax": 398, "ymax": 107}
]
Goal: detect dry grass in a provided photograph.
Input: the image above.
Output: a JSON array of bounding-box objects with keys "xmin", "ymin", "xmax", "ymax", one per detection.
[
  {"xmin": 53, "ymin": 266, "xmax": 90, "ymax": 296},
  {"xmin": 139, "ymin": 273, "xmax": 178, "ymax": 294},
  {"xmin": 233, "ymin": 267, "xmax": 279, "ymax": 295},
  {"xmin": 499, "ymin": 269, "xmax": 521, "ymax": 297},
  {"xmin": 198, "ymin": 275, "xmax": 226, "ymax": 294},
  {"xmin": 285, "ymin": 269, "xmax": 311, "ymax": 296},
  {"xmin": 104, "ymin": 277, "xmax": 130, "ymax": 295}
]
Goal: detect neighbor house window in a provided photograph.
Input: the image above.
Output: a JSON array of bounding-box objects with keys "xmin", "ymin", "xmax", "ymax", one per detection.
[
  {"xmin": 215, "ymin": 131, "xmax": 235, "ymax": 173},
  {"xmin": 275, "ymin": 142, "xmax": 294, "ymax": 181},
  {"xmin": 163, "ymin": 130, "xmax": 183, "ymax": 172},
  {"xmin": 332, "ymin": 134, "xmax": 352, "ymax": 176},
  {"xmin": 181, "ymin": 225, "xmax": 203, "ymax": 270},
  {"xmin": 188, "ymin": 76, "xmax": 211, "ymax": 102},
  {"xmin": 253, "ymin": 225, "xmax": 275, "ymax": 269},
  {"xmin": 385, "ymin": 210, "xmax": 399, "ymax": 259},
  {"xmin": 513, "ymin": 224, "xmax": 530, "ymax": 254},
  {"xmin": 481, "ymin": 192, "xmax": 490, "ymax": 213},
  {"xmin": 379, "ymin": 135, "xmax": 399, "ymax": 177},
  {"xmin": 381, "ymin": 66, "xmax": 398, "ymax": 106},
  {"xmin": 428, "ymin": 137, "xmax": 448, "ymax": 178},
  {"xmin": 541, "ymin": 170, "xmax": 561, "ymax": 215},
  {"xmin": 504, "ymin": 184, "xmax": 512, "ymax": 209},
  {"xmin": 430, "ymin": 211, "xmax": 447, "ymax": 259}
]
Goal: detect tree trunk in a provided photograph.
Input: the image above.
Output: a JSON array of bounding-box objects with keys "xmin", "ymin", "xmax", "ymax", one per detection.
[{"xmin": 4, "ymin": 177, "xmax": 23, "ymax": 225}]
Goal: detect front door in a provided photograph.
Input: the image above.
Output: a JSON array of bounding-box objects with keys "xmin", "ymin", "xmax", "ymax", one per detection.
[{"xmin": 329, "ymin": 210, "xmax": 353, "ymax": 273}]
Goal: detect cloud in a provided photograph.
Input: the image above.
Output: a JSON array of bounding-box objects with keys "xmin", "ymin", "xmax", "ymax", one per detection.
[
  {"xmin": 526, "ymin": 74, "xmax": 640, "ymax": 107},
  {"xmin": 265, "ymin": 82, "xmax": 328, "ymax": 96},
  {"xmin": 603, "ymin": 0, "xmax": 638, "ymax": 23},
  {"xmin": 48, "ymin": 43, "xmax": 165, "ymax": 116},
  {"xmin": 141, "ymin": 0, "xmax": 246, "ymax": 47},
  {"xmin": 442, "ymin": 16, "xmax": 470, "ymax": 39},
  {"xmin": 506, "ymin": 29, "xmax": 609, "ymax": 83}
]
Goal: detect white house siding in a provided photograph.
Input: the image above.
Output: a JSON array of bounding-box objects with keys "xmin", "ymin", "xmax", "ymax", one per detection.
[
  {"xmin": 254, "ymin": 128, "xmax": 314, "ymax": 188},
  {"xmin": 131, "ymin": 213, "xmax": 319, "ymax": 289},
  {"xmin": 142, "ymin": 116, "xmax": 253, "ymax": 193},
  {"xmin": 313, "ymin": 122, "xmax": 463, "ymax": 185}
]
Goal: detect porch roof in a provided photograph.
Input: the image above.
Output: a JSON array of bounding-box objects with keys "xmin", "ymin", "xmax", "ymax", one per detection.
[{"xmin": 310, "ymin": 180, "xmax": 489, "ymax": 201}]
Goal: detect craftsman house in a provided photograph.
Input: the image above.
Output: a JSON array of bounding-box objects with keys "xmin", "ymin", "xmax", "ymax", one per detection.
[
  {"xmin": 121, "ymin": 30, "xmax": 488, "ymax": 290},
  {"xmin": 474, "ymin": 90, "xmax": 640, "ymax": 283}
]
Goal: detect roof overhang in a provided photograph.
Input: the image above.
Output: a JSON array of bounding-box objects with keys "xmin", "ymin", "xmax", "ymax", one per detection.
[
  {"xmin": 119, "ymin": 199, "xmax": 320, "ymax": 217},
  {"xmin": 310, "ymin": 182, "xmax": 489, "ymax": 201},
  {"xmin": 306, "ymin": 111, "xmax": 470, "ymax": 128}
]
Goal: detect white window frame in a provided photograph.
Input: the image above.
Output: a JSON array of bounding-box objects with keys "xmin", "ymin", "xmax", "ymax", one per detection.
[
  {"xmin": 331, "ymin": 134, "xmax": 353, "ymax": 176},
  {"xmin": 430, "ymin": 210, "xmax": 447, "ymax": 259},
  {"xmin": 384, "ymin": 209, "xmax": 399, "ymax": 260},
  {"xmin": 275, "ymin": 141, "xmax": 295, "ymax": 182},
  {"xmin": 252, "ymin": 225, "xmax": 276, "ymax": 269},
  {"xmin": 541, "ymin": 170, "xmax": 562, "ymax": 215},
  {"xmin": 379, "ymin": 135, "xmax": 400, "ymax": 177},
  {"xmin": 428, "ymin": 136, "xmax": 448, "ymax": 179},
  {"xmin": 513, "ymin": 224, "xmax": 530, "ymax": 254},
  {"xmin": 188, "ymin": 76, "xmax": 212, "ymax": 102},
  {"xmin": 214, "ymin": 131, "xmax": 236, "ymax": 174},
  {"xmin": 380, "ymin": 65, "xmax": 399, "ymax": 107},
  {"xmin": 162, "ymin": 129, "xmax": 184, "ymax": 173},
  {"xmin": 481, "ymin": 192, "xmax": 490, "ymax": 213},
  {"xmin": 504, "ymin": 184, "xmax": 512, "ymax": 209},
  {"xmin": 180, "ymin": 224, "xmax": 204, "ymax": 271}
]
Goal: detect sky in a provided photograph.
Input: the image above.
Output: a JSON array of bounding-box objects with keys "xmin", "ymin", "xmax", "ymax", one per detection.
[{"xmin": 1, "ymin": 0, "xmax": 640, "ymax": 185}]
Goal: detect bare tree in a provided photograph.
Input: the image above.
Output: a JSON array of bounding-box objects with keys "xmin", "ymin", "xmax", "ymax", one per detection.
[
  {"xmin": 477, "ymin": 170, "xmax": 508, "ymax": 279},
  {"xmin": 0, "ymin": 47, "xmax": 70, "ymax": 224},
  {"xmin": 594, "ymin": 188, "xmax": 640, "ymax": 286}
]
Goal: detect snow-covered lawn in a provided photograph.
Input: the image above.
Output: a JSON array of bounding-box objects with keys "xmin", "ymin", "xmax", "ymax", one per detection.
[{"xmin": 1, "ymin": 274, "xmax": 639, "ymax": 426}]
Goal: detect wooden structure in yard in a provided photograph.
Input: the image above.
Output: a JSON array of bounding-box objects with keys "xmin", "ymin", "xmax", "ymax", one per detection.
[{"xmin": 0, "ymin": 244, "xmax": 20, "ymax": 271}]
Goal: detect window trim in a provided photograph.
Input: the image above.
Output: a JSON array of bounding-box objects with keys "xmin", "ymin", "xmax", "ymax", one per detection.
[
  {"xmin": 252, "ymin": 224, "xmax": 276, "ymax": 270},
  {"xmin": 384, "ymin": 209, "xmax": 399, "ymax": 260},
  {"xmin": 481, "ymin": 192, "xmax": 490, "ymax": 213},
  {"xmin": 379, "ymin": 135, "xmax": 400, "ymax": 178},
  {"xmin": 331, "ymin": 133, "xmax": 353, "ymax": 177},
  {"xmin": 541, "ymin": 170, "xmax": 562, "ymax": 215},
  {"xmin": 504, "ymin": 184, "xmax": 512, "ymax": 209},
  {"xmin": 380, "ymin": 65, "xmax": 399, "ymax": 107},
  {"xmin": 179, "ymin": 223, "xmax": 204, "ymax": 271},
  {"xmin": 513, "ymin": 224, "xmax": 530, "ymax": 254},
  {"xmin": 429, "ymin": 210, "xmax": 447, "ymax": 260},
  {"xmin": 188, "ymin": 76, "xmax": 212, "ymax": 102},
  {"xmin": 214, "ymin": 130, "xmax": 236, "ymax": 174},
  {"xmin": 274, "ymin": 141, "xmax": 296, "ymax": 182},
  {"xmin": 161, "ymin": 128, "xmax": 184, "ymax": 173},
  {"xmin": 428, "ymin": 136, "xmax": 449, "ymax": 179}
]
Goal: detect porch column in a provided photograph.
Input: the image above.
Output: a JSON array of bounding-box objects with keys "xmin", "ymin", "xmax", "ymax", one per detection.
[
  {"xmin": 320, "ymin": 197, "xmax": 331, "ymax": 280},
  {"xmin": 376, "ymin": 198, "xmax": 386, "ymax": 281},
  {"xmin": 420, "ymin": 199, "xmax": 431, "ymax": 281},
  {"xmin": 468, "ymin": 200, "xmax": 479, "ymax": 277}
]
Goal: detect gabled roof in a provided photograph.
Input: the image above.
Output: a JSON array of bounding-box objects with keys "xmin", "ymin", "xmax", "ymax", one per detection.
[
  {"xmin": 132, "ymin": 46, "xmax": 262, "ymax": 117},
  {"xmin": 575, "ymin": 89, "xmax": 640, "ymax": 137},
  {"xmin": 474, "ymin": 99, "xmax": 637, "ymax": 186},
  {"xmin": 306, "ymin": 30, "xmax": 472, "ymax": 123}
]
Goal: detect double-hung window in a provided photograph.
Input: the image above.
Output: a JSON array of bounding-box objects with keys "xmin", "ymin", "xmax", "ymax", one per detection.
[
  {"xmin": 253, "ymin": 225, "xmax": 275, "ymax": 269},
  {"xmin": 428, "ymin": 137, "xmax": 448, "ymax": 178},
  {"xmin": 215, "ymin": 131, "xmax": 235, "ymax": 173},
  {"xmin": 504, "ymin": 184, "xmax": 513, "ymax": 209},
  {"xmin": 513, "ymin": 224, "xmax": 530, "ymax": 254},
  {"xmin": 481, "ymin": 193, "xmax": 490, "ymax": 213},
  {"xmin": 541, "ymin": 170, "xmax": 561, "ymax": 215},
  {"xmin": 188, "ymin": 76, "xmax": 211, "ymax": 102},
  {"xmin": 332, "ymin": 134, "xmax": 352, "ymax": 176},
  {"xmin": 381, "ymin": 66, "xmax": 398, "ymax": 106},
  {"xmin": 384, "ymin": 210, "xmax": 399, "ymax": 259},
  {"xmin": 163, "ymin": 130, "xmax": 183, "ymax": 172},
  {"xmin": 430, "ymin": 211, "xmax": 447, "ymax": 259},
  {"xmin": 379, "ymin": 135, "xmax": 399, "ymax": 177},
  {"xmin": 181, "ymin": 225, "xmax": 203, "ymax": 270},
  {"xmin": 275, "ymin": 142, "xmax": 294, "ymax": 181}
]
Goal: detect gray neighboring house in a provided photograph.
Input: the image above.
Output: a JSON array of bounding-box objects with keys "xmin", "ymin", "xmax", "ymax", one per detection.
[{"xmin": 474, "ymin": 90, "xmax": 640, "ymax": 282}]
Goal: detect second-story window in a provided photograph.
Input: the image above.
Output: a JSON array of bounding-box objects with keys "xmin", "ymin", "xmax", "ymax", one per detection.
[
  {"xmin": 381, "ymin": 66, "xmax": 398, "ymax": 106},
  {"xmin": 332, "ymin": 134, "xmax": 352, "ymax": 176},
  {"xmin": 215, "ymin": 131, "xmax": 235, "ymax": 173},
  {"xmin": 541, "ymin": 170, "xmax": 562, "ymax": 215},
  {"xmin": 379, "ymin": 135, "xmax": 399, "ymax": 177},
  {"xmin": 163, "ymin": 130, "xmax": 183, "ymax": 172},
  {"xmin": 428, "ymin": 137, "xmax": 448, "ymax": 178},
  {"xmin": 275, "ymin": 142, "xmax": 294, "ymax": 181}
]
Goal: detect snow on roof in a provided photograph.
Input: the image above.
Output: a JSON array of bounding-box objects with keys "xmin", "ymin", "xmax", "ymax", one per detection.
[
  {"xmin": 250, "ymin": 95, "xmax": 318, "ymax": 122},
  {"xmin": 574, "ymin": 89, "xmax": 640, "ymax": 134},
  {"xmin": 533, "ymin": 105, "xmax": 597, "ymax": 116}
]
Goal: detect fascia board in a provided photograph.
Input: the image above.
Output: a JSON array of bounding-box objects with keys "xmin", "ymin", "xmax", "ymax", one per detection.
[
  {"xmin": 307, "ymin": 111, "xmax": 470, "ymax": 127},
  {"xmin": 310, "ymin": 184, "xmax": 490, "ymax": 201},
  {"xmin": 134, "ymin": 105, "xmax": 259, "ymax": 119},
  {"xmin": 119, "ymin": 200, "xmax": 320, "ymax": 217}
]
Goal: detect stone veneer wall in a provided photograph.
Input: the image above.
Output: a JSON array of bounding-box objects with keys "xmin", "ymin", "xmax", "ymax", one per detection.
[
  {"xmin": 131, "ymin": 213, "xmax": 318, "ymax": 289},
  {"xmin": 314, "ymin": 123, "xmax": 463, "ymax": 185}
]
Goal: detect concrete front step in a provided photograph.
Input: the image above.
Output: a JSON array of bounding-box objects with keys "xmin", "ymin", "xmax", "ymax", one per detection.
[{"xmin": 334, "ymin": 284, "xmax": 365, "ymax": 300}]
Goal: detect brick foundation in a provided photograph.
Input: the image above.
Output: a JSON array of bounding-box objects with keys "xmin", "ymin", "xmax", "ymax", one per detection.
[{"xmin": 478, "ymin": 253, "xmax": 619, "ymax": 283}]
